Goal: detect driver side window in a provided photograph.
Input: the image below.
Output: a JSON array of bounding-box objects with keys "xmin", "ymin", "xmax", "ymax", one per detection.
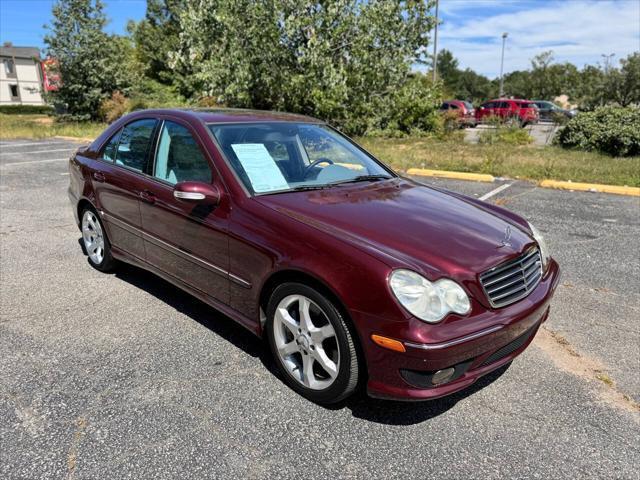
[{"xmin": 153, "ymin": 121, "xmax": 212, "ymax": 185}]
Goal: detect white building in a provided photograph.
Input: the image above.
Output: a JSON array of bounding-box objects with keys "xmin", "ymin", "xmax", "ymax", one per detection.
[{"xmin": 0, "ymin": 46, "xmax": 45, "ymax": 105}]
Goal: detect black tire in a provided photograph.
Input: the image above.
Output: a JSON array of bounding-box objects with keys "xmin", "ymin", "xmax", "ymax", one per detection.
[
  {"xmin": 80, "ymin": 206, "xmax": 116, "ymax": 272},
  {"xmin": 266, "ymin": 282, "xmax": 360, "ymax": 404}
]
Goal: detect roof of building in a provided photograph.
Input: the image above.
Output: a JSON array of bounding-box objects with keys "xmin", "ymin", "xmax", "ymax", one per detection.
[{"xmin": 0, "ymin": 46, "xmax": 41, "ymax": 60}]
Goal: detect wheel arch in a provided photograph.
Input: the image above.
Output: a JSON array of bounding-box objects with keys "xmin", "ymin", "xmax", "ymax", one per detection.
[
  {"xmin": 76, "ymin": 198, "xmax": 95, "ymax": 228},
  {"xmin": 258, "ymin": 268, "xmax": 368, "ymax": 387}
]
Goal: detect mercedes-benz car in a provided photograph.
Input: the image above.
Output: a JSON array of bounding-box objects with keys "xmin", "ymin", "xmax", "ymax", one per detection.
[{"xmin": 68, "ymin": 109, "xmax": 560, "ymax": 404}]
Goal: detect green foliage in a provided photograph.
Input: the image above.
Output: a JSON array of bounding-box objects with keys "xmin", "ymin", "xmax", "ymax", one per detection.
[
  {"xmin": 130, "ymin": 0, "xmax": 184, "ymax": 85},
  {"xmin": 499, "ymin": 51, "xmax": 640, "ymax": 110},
  {"xmin": 607, "ymin": 52, "xmax": 640, "ymax": 107},
  {"xmin": 44, "ymin": 0, "xmax": 135, "ymax": 120},
  {"xmin": 479, "ymin": 125, "xmax": 533, "ymax": 146},
  {"xmin": 173, "ymin": 0, "xmax": 437, "ymax": 135},
  {"xmin": 437, "ymin": 49, "xmax": 494, "ymax": 103},
  {"xmin": 555, "ymin": 106, "xmax": 640, "ymax": 157},
  {"xmin": 0, "ymin": 105, "xmax": 54, "ymax": 115}
]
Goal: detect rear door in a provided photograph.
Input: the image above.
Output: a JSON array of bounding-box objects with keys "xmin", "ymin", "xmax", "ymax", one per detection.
[
  {"xmin": 93, "ymin": 118, "xmax": 158, "ymax": 260},
  {"xmin": 138, "ymin": 118, "xmax": 230, "ymax": 304}
]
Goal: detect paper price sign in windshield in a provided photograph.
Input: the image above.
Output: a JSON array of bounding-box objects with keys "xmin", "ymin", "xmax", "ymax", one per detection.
[{"xmin": 231, "ymin": 143, "xmax": 289, "ymax": 193}]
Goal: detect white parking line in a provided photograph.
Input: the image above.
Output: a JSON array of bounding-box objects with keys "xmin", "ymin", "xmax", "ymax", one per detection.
[
  {"xmin": 1, "ymin": 158, "xmax": 69, "ymax": 167},
  {"xmin": 479, "ymin": 183, "xmax": 512, "ymax": 201},
  {"xmin": 0, "ymin": 141, "xmax": 72, "ymax": 148},
  {"xmin": 0, "ymin": 148, "xmax": 75, "ymax": 157}
]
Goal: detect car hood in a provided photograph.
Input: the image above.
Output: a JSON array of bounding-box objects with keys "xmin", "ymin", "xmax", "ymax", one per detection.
[{"xmin": 257, "ymin": 178, "xmax": 535, "ymax": 303}]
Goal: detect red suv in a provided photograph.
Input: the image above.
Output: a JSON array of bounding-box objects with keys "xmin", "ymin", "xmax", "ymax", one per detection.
[
  {"xmin": 439, "ymin": 100, "xmax": 477, "ymax": 127},
  {"xmin": 476, "ymin": 99, "xmax": 539, "ymax": 126}
]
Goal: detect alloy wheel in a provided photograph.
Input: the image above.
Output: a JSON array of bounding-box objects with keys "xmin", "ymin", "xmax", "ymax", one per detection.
[
  {"xmin": 82, "ymin": 210, "xmax": 105, "ymax": 265},
  {"xmin": 272, "ymin": 294, "xmax": 340, "ymax": 390}
]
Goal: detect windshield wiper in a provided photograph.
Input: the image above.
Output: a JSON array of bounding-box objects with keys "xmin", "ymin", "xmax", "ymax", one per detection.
[
  {"xmin": 289, "ymin": 184, "xmax": 333, "ymax": 191},
  {"xmin": 332, "ymin": 174, "xmax": 392, "ymax": 185}
]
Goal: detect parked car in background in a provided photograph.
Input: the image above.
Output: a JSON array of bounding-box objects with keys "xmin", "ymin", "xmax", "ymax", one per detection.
[
  {"xmin": 475, "ymin": 99, "xmax": 539, "ymax": 126},
  {"xmin": 68, "ymin": 108, "xmax": 560, "ymax": 405},
  {"xmin": 532, "ymin": 101, "xmax": 577, "ymax": 122},
  {"xmin": 439, "ymin": 100, "xmax": 476, "ymax": 127}
]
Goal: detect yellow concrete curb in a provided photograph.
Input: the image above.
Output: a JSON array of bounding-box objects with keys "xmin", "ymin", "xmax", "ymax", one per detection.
[
  {"xmin": 54, "ymin": 135, "xmax": 95, "ymax": 143},
  {"xmin": 539, "ymin": 180, "xmax": 640, "ymax": 197},
  {"xmin": 406, "ymin": 168, "xmax": 494, "ymax": 183}
]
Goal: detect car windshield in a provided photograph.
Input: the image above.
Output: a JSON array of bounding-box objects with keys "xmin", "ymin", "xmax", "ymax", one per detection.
[
  {"xmin": 463, "ymin": 101, "xmax": 474, "ymax": 110},
  {"xmin": 208, "ymin": 122, "xmax": 394, "ymax": 195}
]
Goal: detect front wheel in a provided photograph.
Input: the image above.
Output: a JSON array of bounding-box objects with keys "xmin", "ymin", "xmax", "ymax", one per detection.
[
  {"xmin": 266, "ymin": 283, "xmax": 360, "ymax": 404},
  {"xmin": 81, "ymin": 207, "xmax": 116, "ymax": 272}
]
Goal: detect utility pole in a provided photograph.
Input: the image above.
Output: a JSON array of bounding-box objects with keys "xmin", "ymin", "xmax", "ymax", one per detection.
[
  {"xmin": 432, "ymin": 0, "xmax": 439, "ymax": 82},
  {"xmin": 499, "ymin": 32, "xmax": 508, "ymax": 97}
]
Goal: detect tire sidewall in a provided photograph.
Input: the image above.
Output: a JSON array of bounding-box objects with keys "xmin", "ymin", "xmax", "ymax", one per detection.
[{"xmin": 266, "ymin": 282, "xmax": 358, "ymax": 404}]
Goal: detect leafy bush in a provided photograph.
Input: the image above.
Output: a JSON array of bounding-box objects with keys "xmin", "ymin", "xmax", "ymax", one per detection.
[
  {"xmin": 0, "ymin": 105, "xmax": 54, "ymax": 115},
  {"xmin": 555, "ymin": 106, "xmax": 640, "ymax": 157},
  {"xmin": 479, "ymin": 126, "xmax": 533, "ymax": 145},
  {"xmin": 99, "ymin": 91, "xmax": 129, "ymax": 124}
]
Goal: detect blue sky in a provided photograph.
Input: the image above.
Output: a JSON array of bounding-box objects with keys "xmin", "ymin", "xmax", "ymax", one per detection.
[{"xmin": 1, "ymin": 0, "xmax": 638, "ymax": 79}]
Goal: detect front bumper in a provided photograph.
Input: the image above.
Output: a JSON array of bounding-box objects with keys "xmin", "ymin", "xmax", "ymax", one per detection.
[{"xmin": 353, "ymin": 259, "xmax": 561, "ymax": 401}]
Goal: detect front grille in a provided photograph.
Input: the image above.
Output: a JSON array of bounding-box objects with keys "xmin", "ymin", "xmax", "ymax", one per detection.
[
  {"xmin": 480, "ymin": 324, "xmax": 537, "ymax": 367},
  {"xmin": 480, "ymin": 248, "xmax": 542, "ymax": 308}
]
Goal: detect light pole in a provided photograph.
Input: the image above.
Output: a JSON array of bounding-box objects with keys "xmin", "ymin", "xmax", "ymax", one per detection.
[
  {"xmin": 601, "ymin": 53, "xmax": 615, "ymax": 74},
  {"xmin": 499, "ymin": 32, "xmax": 508, "ymax": 97},
  {"xmin": 432, "ymin": 0, "xmax": 439, "ymax": 82}
]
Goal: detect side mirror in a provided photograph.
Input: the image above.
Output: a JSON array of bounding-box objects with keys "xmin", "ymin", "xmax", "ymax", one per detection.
[{"xmin": 173, "ymin": 181, "xmax": 220, "ymax": 205}]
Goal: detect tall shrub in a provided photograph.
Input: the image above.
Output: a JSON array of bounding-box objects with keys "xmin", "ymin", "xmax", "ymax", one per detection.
[
  {"xmin": 555, "ymin": 106, "xmax": 640, "ymax": 157},
  {"xmin": 173, "ymin": 0, "xmax": 436, "ymax": 135}
]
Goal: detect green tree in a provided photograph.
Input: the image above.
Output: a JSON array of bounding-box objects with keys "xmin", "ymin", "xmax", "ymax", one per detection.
[
  {"xmin": 131, "ymin": 0, "xmax": 184, "ymax": 84},
  {"xmin": 435, "ymin": 49, "xmax": 492, "ymax": 103},
  {"xmin": 44, "ymin": 0, "xmax": 132, "ymax": 120},
  {"xmin": 608, "ymin": 52, "xmax": 640, "ymax": 107},
  {"xmin": 174, "ymin": 0, "xmax": 437, "ymax": 134}
]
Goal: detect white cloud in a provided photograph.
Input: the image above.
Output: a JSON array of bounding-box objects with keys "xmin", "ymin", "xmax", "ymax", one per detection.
[{"xmin": 437, "ymin": 0, "xmax": 640, "ymax": 78}]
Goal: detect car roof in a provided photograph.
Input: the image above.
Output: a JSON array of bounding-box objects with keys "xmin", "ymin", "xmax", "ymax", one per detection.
[
  {"xmin": 133, "ymin": 108, "xmax": 323, "ymax": 124},
  {"xmin": 487, "ymin": 98, "xmax": 533, "ymax": 103}
]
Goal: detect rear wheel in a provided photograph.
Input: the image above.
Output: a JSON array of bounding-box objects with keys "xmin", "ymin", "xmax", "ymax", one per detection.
[
  {"xmin": 81, "ymin": 207, "xmax": 116, "ymax": 272},
  {"xmin": 266, "ymin": 283, "xmax": 359, "ymax": 404}
]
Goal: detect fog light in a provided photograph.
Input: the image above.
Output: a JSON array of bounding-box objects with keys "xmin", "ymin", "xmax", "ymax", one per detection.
[{"xmin": 431, "ymin": 367, "xmax": 455, "ymax": 385}]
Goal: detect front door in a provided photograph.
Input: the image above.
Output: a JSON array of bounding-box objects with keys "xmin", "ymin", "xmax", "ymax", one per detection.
[
  {"xmin": 138, "ymin": 119, "xmax": 230, "ymax": 304},
  {"xmin": 93, "ymin": 118, "xmax": 158, "ymax": 260}
]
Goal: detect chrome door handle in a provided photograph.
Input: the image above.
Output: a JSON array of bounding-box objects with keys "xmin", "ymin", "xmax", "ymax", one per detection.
[
  {"xmin": 92, "ymin": 172, "xmax": 106, "ymax": 182},
  {"xmin": 140, "ymin": 190, "xmax": 156, "ymax": 204}
]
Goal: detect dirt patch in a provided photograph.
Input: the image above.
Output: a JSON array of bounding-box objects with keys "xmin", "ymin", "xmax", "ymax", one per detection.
[
  {"xmin": 534, "ymin": 327, "xmax": 639, "ymax": 416},
  {"xmin": 33, "ymin": 117, "xmax": 54, "ymax": 125}
]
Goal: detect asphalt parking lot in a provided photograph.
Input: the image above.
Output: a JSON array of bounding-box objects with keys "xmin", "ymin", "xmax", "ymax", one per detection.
[
  {"xmin": 465, "ymin": 122, "xmax": 560, "ymax": 146},
  {"xmin": 1, "ymin": 138, "xmax": 638, "ymax": 479}
]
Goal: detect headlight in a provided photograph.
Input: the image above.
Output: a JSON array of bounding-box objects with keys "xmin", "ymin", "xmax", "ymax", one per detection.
[
  {"xmin": 528, "ymin": 221, "xmax": 550, "ymax": 270},
  {"xmin": 389, "ymin": 270, "xmax": 471, "ymax": 323}
]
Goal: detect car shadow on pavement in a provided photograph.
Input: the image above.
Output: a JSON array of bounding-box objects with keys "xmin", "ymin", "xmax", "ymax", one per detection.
[
  {"xmin": 112, "ymin": 262, "xmax": 266, "ymax": 360},
  {"xmin": 105, "ymin": 255, "xmax": 511, "ymax": 426}
]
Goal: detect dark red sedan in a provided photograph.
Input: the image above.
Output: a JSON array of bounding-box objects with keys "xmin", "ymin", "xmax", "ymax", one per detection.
[{"xmin": 68, "ymin": 109, "xmax": 560, "ymax": 404}]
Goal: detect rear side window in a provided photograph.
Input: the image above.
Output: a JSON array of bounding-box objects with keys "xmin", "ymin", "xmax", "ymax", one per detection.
[
  {"xmin": 449, "ymin": 103, "xmax": 460, "ymax": 110},
  {"xmin": 499, "ymin": 101, "xmax": 511, "ymax": 108},
  {"xmin": 102, "ymin": 129, "xmax": 122, "ymax": 162},
  {"xmin": 115, "ymin": 119, "xmax": 157, "ymax": 173},
  {"xmin": 483, "ymin": 102, "xmax": 494, "ymax": 109},
  {"xmin": 154, "ymin": 121, "xmax": 211, "ymax": 185}
]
